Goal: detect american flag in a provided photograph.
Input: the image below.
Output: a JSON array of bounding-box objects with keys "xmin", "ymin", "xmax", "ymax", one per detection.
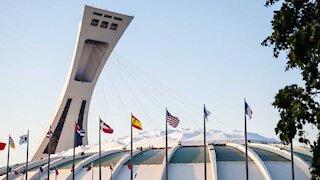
[{"xmin": 166, "ymin": 110, "xmax": 180, "ymax": 128}]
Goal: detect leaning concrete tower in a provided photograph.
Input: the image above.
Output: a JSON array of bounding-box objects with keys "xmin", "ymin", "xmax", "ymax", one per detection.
[{"xmin": 32, "ymin": 5, "xmax": 133, "ymax": 160}]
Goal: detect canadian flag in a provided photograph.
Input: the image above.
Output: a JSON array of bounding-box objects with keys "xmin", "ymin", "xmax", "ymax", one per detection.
[{"xmin": 100, "ymin": 118, "xmax": 113, "ymax": 134}]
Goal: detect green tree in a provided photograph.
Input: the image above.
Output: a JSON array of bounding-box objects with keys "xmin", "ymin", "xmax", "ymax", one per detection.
[{"xmin": 262, "ymin": 0, "xmax": 320, "ymax": 178}]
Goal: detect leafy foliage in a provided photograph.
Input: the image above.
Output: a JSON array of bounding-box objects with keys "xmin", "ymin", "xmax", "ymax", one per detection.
[{"xmin": 262, "ymin": 0, "xmax": 320, "ymax": 178}]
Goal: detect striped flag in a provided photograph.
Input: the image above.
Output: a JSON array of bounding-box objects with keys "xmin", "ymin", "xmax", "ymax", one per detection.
[
  {"xmin": 75, "ymin": 123, "xmax": 86, "ymax": 137},
  {"xmin": 100, "ymin": 118, "xmax": 113, "ymax": 134},
  {"xmin": 9, "ymin": 135, "xmax": 15, "ymax": 149},
  {"xmin": 131, "ymin": 115, "xmax": 142, "ymax": 130},
  {"xmin": 166, "ymin": 110, "xmax": 180, "ymax": 128},
  {"xmin": 46, "ymin": 126, "xmax": 53, "ymax": 138}
]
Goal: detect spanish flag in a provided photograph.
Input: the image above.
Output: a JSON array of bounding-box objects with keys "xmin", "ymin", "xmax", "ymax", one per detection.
[{"xmin": 131, "ymin": 115, "xmax": 142, "ymax": 130}]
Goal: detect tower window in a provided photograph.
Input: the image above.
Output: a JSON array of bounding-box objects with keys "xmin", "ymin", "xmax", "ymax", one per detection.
[
  {"xmin": 90, "ymin": 19, "xmax": 99, "ymax": 26},
  {"xmin": 110, "ymin": 23, "xmax": 118, "ymax": 31},
  {"xmin": 114, "ymin": 17, "xmax": 123, "ymax": 21},
  {"xmin": 93, "ymin": 12, "xmax": 102, "ymax": 16},
  {"xmin": 100, "ymin": 21, "xmax": 109, "ymax": 29},
  {"xmin": 104, "ymin": 14, "xmax": 112, "ymax": 18}
]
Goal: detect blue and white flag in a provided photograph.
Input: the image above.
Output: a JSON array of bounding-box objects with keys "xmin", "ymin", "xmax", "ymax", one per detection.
[
  {"xmin": 245, "ymin": 101, "xmax": 253, "ymax": 119},
  {"xmin": 204, "ymin": 105, "xmax": 211, "ymax": 120},
  {"xmin": 75, "ymin": 123, "xmax": 86, "ymax": 137}
]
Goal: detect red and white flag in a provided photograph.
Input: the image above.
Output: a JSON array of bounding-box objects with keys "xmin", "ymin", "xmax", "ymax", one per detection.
[
  {"xmin": 100, "ymin": 118, "xmax": 113, "ymax": 134},
  {"xmin": 46, "ymin": 126, "xmax": 53, "ymax": 138},
  {"xmin": 166, "ymin": 110, "xmax": 180, "ymax": 128}
]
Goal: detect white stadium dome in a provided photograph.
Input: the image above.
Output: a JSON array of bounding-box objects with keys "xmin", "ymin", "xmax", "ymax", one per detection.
[{"xmin": 0, "ymin": 129, "xmax": 312, "ymax": 180}]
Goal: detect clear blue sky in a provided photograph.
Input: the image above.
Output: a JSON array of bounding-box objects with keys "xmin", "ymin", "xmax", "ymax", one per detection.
[{"xmin": 0, "ymin": 0, "xmax": 314, "ymax": 166}]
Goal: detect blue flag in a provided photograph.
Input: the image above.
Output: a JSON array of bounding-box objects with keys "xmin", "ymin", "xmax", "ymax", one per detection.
[{"xmin": 39, "ymin": 166, "xmax": 43, "ymax": 173}]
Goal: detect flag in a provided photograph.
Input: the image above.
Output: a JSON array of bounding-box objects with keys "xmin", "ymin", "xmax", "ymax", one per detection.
[
  {"xmin": 131, "ymin": 115, "xmax": 142, "ymax": 130},
  {"xmin": 245, "ymin": 101, "xmax": 253, "ymax": 119},
  {"xmin": 100, "ymin": 118, "xmax": 113, "ymax": 134},
  {"xmin": 166, "ymin": 110, "xmax": 180, "ymax": 128},
  {"xmin": 22, "ymin": 166, "xmax": 26, "ymax": 174},
  {"xmin": 75, "ymin": 123, "xmax": 86, "ymax": 137},
  {"xmin": 19, "ymin": 134, "xmax": 28, "ymax": 145},
  {"xmin": 14, "ymin": 169, "xmax": 19, "ymax": 175},
  {"xmin": 46, "ymin": 126, "xmax": 53, "ymax": 138},
  {"xmin": 0, "ymin": 142, "xmax": 6, "ymax": 150},
  {"xmin": 39, "ymin": 166, "xmax": 44, "ymax": 173},
  {"xmin": 8, "ymin": 167, "xmax": 12, "ymax": 173},
  {"xmin": 55, "ymin": 168, "xmax": 59, "ymax": 175},
  {"xmin": 9, "ymin": 135, "xmax": 15, "ymax": 149},
  {"xmin": 86, "ymin": 162, "xmax": 93, "ymax": 171},
  {"xmin": 109, "ymin": 163, "xmax": 113, "ymax": 171},
  {"xmin": 127, "ymin": 163, "xmax": 132, "ymax": 170},
  {"xmin": 204, "ymin": 105, "xmax": 211, "ymax": 120}
]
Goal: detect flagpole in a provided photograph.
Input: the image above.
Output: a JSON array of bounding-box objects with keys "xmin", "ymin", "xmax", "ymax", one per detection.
[
  {"xmin": 130, "ymin": 113, "xmax": 133, "ymax": 180},
  {"xmin": 48, "ymin": 136, "xmax": 51, "ymax": 180},
  {"xmin": 73, "ymin": 121, "xmax": 76, "ymax": 180},
  {"xmin": 6, "ymin": 135, "xmax": 10, "ymax": 180},
  {"xmin": 244, "ymin": 99, "xmax": 248, "ymax": 180},
  {"xmin": 92, "ymin": 163, "xmax": 94, "ymax": 180},
  {"xmin": 99, "ymin": 118, "xmax": 102, "ymax": 180},
  {"xmin": 290, "ymin": 139, "xmax": 295, "ymax": 180},
  {"xmin": 26, "ymin": 130, "xmax": 29, "ymax": 180},
  {"xmin": 165, "ymin": 108, "xmax": 168, "ymax": 180},
  {"xmin": 203, "ymin": 105, "xmax": 207, "ymax": 180}
]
